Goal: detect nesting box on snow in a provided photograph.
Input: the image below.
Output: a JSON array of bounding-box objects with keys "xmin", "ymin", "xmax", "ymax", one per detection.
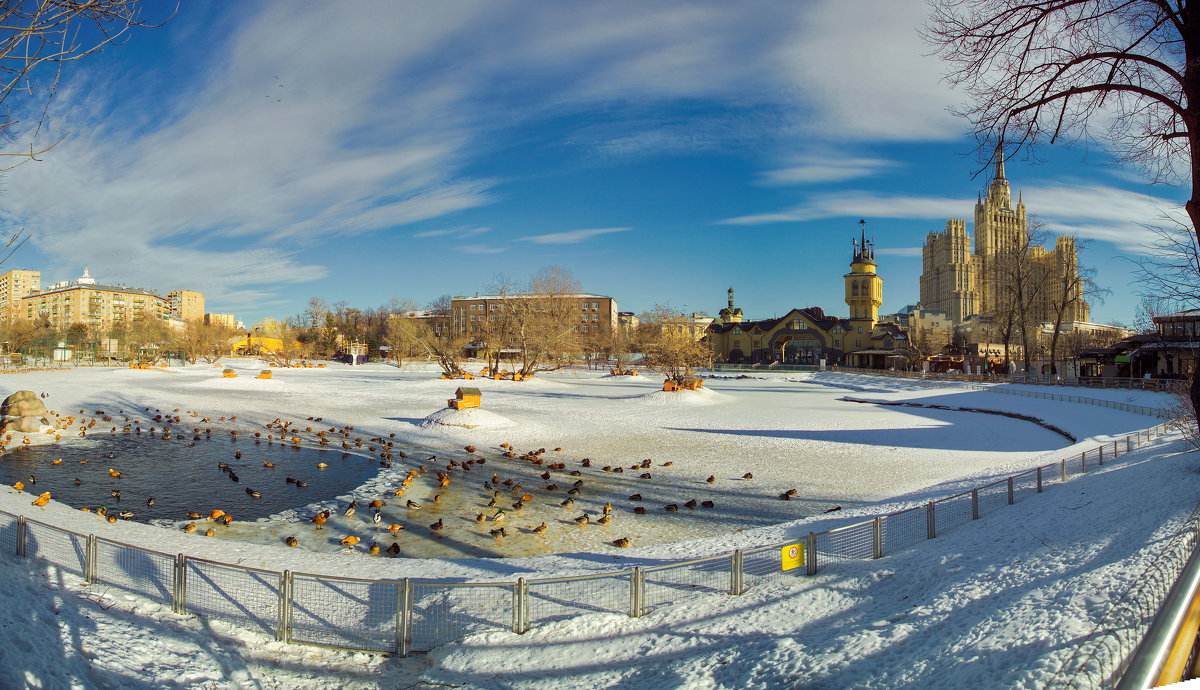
[{"xmin": 448, "ymin": 387, "xmax": 482, "ymax": 410}]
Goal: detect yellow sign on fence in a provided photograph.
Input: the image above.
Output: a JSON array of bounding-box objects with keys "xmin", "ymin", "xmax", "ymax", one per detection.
[{"xmin": 781, "ymin": 543, "xmax": 805, "ymax": 571}]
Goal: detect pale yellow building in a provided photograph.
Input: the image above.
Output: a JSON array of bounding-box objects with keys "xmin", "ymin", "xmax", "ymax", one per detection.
[
  {"xmin": 20, "ymin": 269, "xmax": 168, "ymax": 331},
  {"xmin": 920, "ymin": 147, "xmax": 1089, "ymax": 326},
  {"xmin": 0, "ymin": 269, "xmax": 39, "ymax": 321},
  {"xmin": 204, "ymin": 313, "xmax": 236, "ymax": 328},
  {"xmin": 168, "ymin": 290, "xmax": 205, "ymax": 322}
]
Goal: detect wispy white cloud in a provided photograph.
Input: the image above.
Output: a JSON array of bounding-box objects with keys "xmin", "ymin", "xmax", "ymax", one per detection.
[
  {"xmin": 458, "ymin": 243, "xmax": 507, "ymax": 254},
  {"xmin": 876, "ymin": 247, "xmax": 923, "ymax": 257},
  {"xmin": 518, "ymin": 227, "xmax": 632, "ymax": 244},
  {"xmin": 719, "ymin": 194, "xmax": 970, "ymax": 225},
  {"xmin": 0, "ymin": 0, "xmax": 965, "ymax": 310},
  {"xmin": 414, "ymin": 226, "xmax": 492, "ymax": 239},
  {"xmin": 759, "ymin": 157, "xmax": 897, "ymax": 186}
]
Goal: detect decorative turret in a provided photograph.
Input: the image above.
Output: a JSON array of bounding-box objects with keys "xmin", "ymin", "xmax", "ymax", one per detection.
[
  {"xmin": 845, "ymin": 220, "xmax": 883, "ymax": 328},
  {"xmin": 986, "ymin": 142, "xmax": 1012, "ymax": 209},
  {"xmin": 717, "ymin": 286, "xmax": 743, "ymax": 323}
]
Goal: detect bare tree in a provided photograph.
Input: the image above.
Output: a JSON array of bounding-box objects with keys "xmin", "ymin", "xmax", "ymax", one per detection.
[
  {"xmin": 1047, "ymin": 238, "xmax": 1108, "ymax": 374},
  {"xmin": 410, "ymin": 318, "xmax": 469, "ymax": 377},
  {"xmin": 986, "ymin": 223, "xmax": 1052, "ymax": 372},
  {"xmin": 174, "ymin": 320, "xmax": 236, "ymax": 365},
  {"xmin": 382, "ymin": 314, "xmax": 426, "ymax": 368},
  {"xmin": 505, "ymin": 266, "xmax": 583, "ymax": 376},
  {"xmin": 122, "ymin": 314, "xmax": 170, "ymax": 365},
  {"xmin": 639, "ymin": 305, "xmax": 712, "ymax": 386}
]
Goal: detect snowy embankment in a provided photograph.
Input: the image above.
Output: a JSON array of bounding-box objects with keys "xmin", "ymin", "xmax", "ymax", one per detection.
[{"xmin": 0, "ymin": 363, "xmax": 1186, "ymax": 688}]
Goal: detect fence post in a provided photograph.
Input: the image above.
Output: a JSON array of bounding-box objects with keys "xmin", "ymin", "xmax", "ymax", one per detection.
[
  {"xmin": 84, "ymin": 534, "xmax": 96, "ymax": 584},
  {"xmin": 730, "ymin": 550, "xmax": 743, "ymax": 595},
  {"xmin": 1097, "ymin": 447, "xmax": 1102, "ymax": 466},
  {"xmin": 1007, "ymin": 477, "xmax": 1014, "ymax": 505},
  {"xmin": 1127, "ymin": 436, "xmax": 1132, "ymax": 453},
  {"xmin": 926, "ymin": 502, "xmax": 937, "ymax": 539},
  {"xmin": 276, "ymin": 570, "xmax": 292, "ymax": 643},
  {"xmin": 1081, "ymin": 451, "xmax": 1087, "ymax": 472},
  {"xmin": 971, "ymin": 489, "xmax": 979, "ymax": 520},
  {"xmin": 172, "ymin": 554, "xmax": 186, "ymax": 614},
  {"xmin": 1036, "ymin": 466, "xmax": 1043, "ymax": 493},
  {"xmin": 1060, "ymin": 458, "xmax": 1067, "ymax": 482},
  {"xmin": 630, "ymin": 567, "xmax": 643, "ymax": 618},
  {"xmin": 512, "ymin": 578, "xmax": 527, "ymax": 634},
  {"xmin": 872, "ymin": 517, "xmax": 883, "ymax": 559},
  {"xmin": 16, "ymin": 515, "xmax": 25, "ymax": 556},
  {"xmin": 806, "ymin": 532, "xmax": 817, "ymax": 575},
  {"xmin": 400, "ymin": 580, "xmax": 415, "ymax": 657}
]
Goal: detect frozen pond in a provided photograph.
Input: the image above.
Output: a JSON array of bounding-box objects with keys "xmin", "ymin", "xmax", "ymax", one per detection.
[{"xmin": 0, "ymin": 431, "xmax": 380, "ymax": 523}]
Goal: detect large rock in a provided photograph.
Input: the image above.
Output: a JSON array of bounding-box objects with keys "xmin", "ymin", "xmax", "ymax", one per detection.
[{"xmin": 1, "ymin": 390, "xmax": 50, "ymax": 433}]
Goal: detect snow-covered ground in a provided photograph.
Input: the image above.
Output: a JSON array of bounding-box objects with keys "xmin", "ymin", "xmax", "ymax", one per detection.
[{"xmin": 0, "ymin": 362, "xmax": 1189, "ymax": 688}]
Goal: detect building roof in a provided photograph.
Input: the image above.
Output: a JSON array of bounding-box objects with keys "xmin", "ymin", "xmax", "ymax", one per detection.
[
  {"xmin": 453, "ymin": 293, "xmax": 612, "ymax": 300},
  {"xmin": 27, "ymin": 282, "xmax": 163, "ymax": 299}
]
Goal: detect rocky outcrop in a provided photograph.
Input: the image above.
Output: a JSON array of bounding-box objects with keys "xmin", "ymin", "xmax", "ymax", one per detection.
[{"xmin": 1, "ymin": 390, "xmax": 51, "ymax": 433}]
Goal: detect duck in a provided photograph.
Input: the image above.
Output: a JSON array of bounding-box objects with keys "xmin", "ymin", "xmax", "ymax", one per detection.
[
  {"xmin": 386, "ymin": 542, "xmax": 401, "ymax": 557},
  {"xmin": 221, "ymin": 514, "xmax": 233, "ymax": 525},
  {"xmin": 186, "ymin": 511, "xmax": 202, "ymax": 519},
  {"xmin": 339, "ymin": 535, "xmax": 360, "ymax": 546},
  {"xmin": 51, "ymin": 459, "xmax": 61, "ymax": 465},
  {"xmin": 387, "ymin": 524, "xmax": 404, "ymax": 533},
  {"xmin": 182, "ymin": 523, "xmax": 197, "ymax": 533},
  {"xmin": 629, "ymin": 494, "xmax": 642, "ymax": 501},
  {"xmin": 597, "ymin": 514, "xmax": 612, "ymax": 526},
  {"xmin": 31, "ymin": 492, "xmax": 51, "ymax": 507},
  {"xmin": 245, "ymin": 489, "xmax": 262, "ymax": 498},
  {"xmin": 612, "ymin": 537, "xmax": 632, "ymax": 548},
  {"xmin": 368, "ymin": 542, "xmax": 381, "ymax": 556},
  {"xmin": 296, "ymin": 480, "xmax": 309, "ymax": 488},
  {"xmin": 706, "ymin": 475, "xmax": 716, "ymax": 484},
  {"xmin": 491, "ymin": 510, "xmax": 506, "ymax": 522},
  {"xmin": 369, "ymin": 499, "xmax": 385, "ymax": 508},
  {"xmin": 262, "ymin": 462, "xmax": 275, "ymax": 468},
  {"xmin": 73, "ymin": 478, "xmax": 82, "ymax": 486},
  {"xmin": 118, "ymin": 510, "xmax": 135, "ymax": 520},
  {"xmin": 633, "ymin": 506, "xmax": 647, "ymax": 515},
  {"xmin": 664, "ymin": 504, "xmax": 679, "ymax": 512},
  {"xmin": 108, "ymin": 469, "xmax": 121, "ymax": 478},
  {"xmin": 489, "ymin": 527, "xmax": 507, "ymax": 540},
  {"xmin": 532, "ymin": 522, "xmax": 548, "ymax": 536},
  {"xmin": 701, "ymin": 500, "xmax": 715, "ymax": 508},
  {"xmin": 372, "ymin": 511, "xmax": 382, "ymax": 526},
  {"xmin": 11, "ymin": 481, "xmax": 22, "ymax": 491},
  {"xmin": 429, "ymin": 519, "xmax": 444, "ymax": 533},
  {"xmin": 209, "ymin": 510, "xmax": 225, "ymax": 520},
  {"xmin": 146, "ymin": 497, "xmax": 155, "ymax": 506},
  {"xmin": 684, "ymin": 499, "xmax": 698, "ymax": 509},
  {"xmin": 110, "ymin": 490, "xmax": 121, "ymax": 500},
  {"xmin": 405, "ymin": 500, "xmax": 420, "ymax": 510},
  {"xmin": 560, "ymin": 498, "xmax": 574, "ymax": 510},
  {"xmin": 285, "ymin": 536, "xmax": 299, "ymax": 547},
  {"xmin": 343, "ymin": 502, "xmax": 356, "ymax": 517},
  {"xmin": 602, "ymin": 502, "xmax": 613, "ymax": 514},
  {"xmin": 311, "ymin": 511, "xmax": 329, "ymax": 527},
  {"xmin": 204, "ymin": 527, "xmax": 215, "ymax": 537},
  {"xmin": 317, "ymin": 463, "xmax": 328, "ymax": 470},
  {"xmin": 742, "ymin": 472, "xmax": 753, "ymax": 480},
  {"xmin": 573, "ymin": 514, "xmax": 590, "ymax": 526}
]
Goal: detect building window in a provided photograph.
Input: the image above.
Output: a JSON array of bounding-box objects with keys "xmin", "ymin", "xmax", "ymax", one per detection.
[
  {"xmin": 582, "ymin": 324, "xmax": 589, "ymax": 333},
  {"xmin": 857, "ymin": 327, "xmax": 863, "ymax": 333},
  {"xmin": 834, "ymin": 339, "xmax": 841, "ymax": 347},
  {"xmin": 592, "ymin": 302, "xmax": 599, "ymax": 310},
  {"xmin": 851, "ymin": 280, "xmax": 859, "ymax": 296}
]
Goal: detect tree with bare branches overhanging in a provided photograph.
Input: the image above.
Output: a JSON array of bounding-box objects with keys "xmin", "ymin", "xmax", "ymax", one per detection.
[{"xmin": 928, "ymin": 0, "xmax": 1199, "ymax": 403}]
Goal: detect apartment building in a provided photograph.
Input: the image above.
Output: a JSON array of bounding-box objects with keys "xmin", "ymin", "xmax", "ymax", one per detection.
[
  {"xmin": 204, "ymin": 313, "xmax": 237, "ymax": 328},
  {"xmin": 168, "ymin": 290, "xmax": 205, "ymax": 322},
  {"xmin": 450, "ymin": 293, "xmax": 619, "ymax": 337},
  {"xmin": 0, "ymin": 269, "xmax": 39, "ymax": 321},
  {"xmin": 20, "ymin": 268, "xmax": 168, "ymax": 331}
]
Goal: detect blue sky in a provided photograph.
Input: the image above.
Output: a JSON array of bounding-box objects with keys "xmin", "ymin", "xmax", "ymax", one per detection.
[{"xmin": 0, "ymin": 0, "xmax": 1185, "ymax": 326}]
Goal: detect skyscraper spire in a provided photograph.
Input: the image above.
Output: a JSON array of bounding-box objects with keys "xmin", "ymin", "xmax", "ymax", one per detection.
[{"xmin": 993, "ymin": 142, "xmax": 1006, "ymax": 182}]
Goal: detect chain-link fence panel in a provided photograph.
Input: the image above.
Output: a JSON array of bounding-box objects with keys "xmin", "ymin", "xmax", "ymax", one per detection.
[
  {"xmin": 934, "ymin": 492, "xmax": 973, "ymax": 534},
  {"xmin": 25, "ymin": 520, "xmax": 86, "ymax": 576},
  {"xmin": 1011, "ymin": 471, "xmax": 1037, "ymax": 504},
  {"xmin": 526, "ymin": 572, "xmax": 632, "ymax": 626},
  {"xmin": 882, "ymin": 507, "xmax": 926, "ymax": 555},
  {"xmin": 741, "ymin": 543, "xmax": 789, "ymax": 590},
  {"xmin": 977, "ymin": 481, "xmax": 1009, "ymax": 517},
  {"xmin": 289, "ymin": 574, "xmax": 398, "ymax": 653},
  {"xmin": 0, "ymin": 512, "xmax": 18, "ymax": 555},
  {"xmin": 643, "ymin": 556, "xmax": 729, "ymax": 613},
  {"xmin": 816, "ymin": 521, "xmax": 874, "ymax": 564},
  {"xmin": 184, "ymin": 558, "xmax": 281, "ymax": 636},
  {"xmin": 410, "ymin": 582, "xmax": 514, "ymax": 652},
  {"xmin": 93, "ymin": 539, "xmax": 174, "ymax": 605}
]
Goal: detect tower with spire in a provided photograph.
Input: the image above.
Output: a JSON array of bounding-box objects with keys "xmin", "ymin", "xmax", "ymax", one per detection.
[
  {"xmin": 845, "ymin": 220, "xmax": 883, "ymax": 329},
  {"xmin": 918, "ymin": 143, "xmax": 1088, "ymax": 329}
]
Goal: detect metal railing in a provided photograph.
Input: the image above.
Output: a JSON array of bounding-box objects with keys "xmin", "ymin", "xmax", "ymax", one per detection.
[
  {"xmin": 0, "ymin": 418, "xmax": 1172, "ymax": 660},
  {"xmin": 820, "ymin": 370, "xmax": 1173, "ymax": 419},
  {"xmin": 833, "ymin": 367, "xmax": 1185, "ymax": 393}
]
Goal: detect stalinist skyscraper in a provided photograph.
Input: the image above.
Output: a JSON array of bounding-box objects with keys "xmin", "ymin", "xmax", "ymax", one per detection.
[{"xmin": 919, "ymin": 146, "xmax": 1089, "ymax": 326}]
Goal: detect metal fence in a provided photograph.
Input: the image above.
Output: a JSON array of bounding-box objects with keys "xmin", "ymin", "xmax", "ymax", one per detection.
[
  {"xmin": 0, "ymin": 414, "xmax": 1177, "ymax": 659},
  {"xmin": 825, "ymin": 369, "xmax": 1174, "ymax": 419},
  {"xmin": 833, "ymin": 367, "xmax": 1184, "ymax": 393}
]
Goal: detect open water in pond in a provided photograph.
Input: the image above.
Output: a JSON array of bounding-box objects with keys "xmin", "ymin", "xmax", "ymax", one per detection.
[{"xmin": 0, "ymin": 433, "xmax": 379, "ymax": 523}]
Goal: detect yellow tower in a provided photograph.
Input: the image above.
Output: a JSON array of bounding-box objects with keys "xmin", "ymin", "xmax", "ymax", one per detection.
[{"xmin": 844, "ymin": 220, "xmax": 882, "ymax": 329}]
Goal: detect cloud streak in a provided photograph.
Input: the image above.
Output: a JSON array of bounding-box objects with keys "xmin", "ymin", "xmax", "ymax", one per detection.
[{"xmin": 519, "ymin": 227, "xmax": 633, "ymax": 244}]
